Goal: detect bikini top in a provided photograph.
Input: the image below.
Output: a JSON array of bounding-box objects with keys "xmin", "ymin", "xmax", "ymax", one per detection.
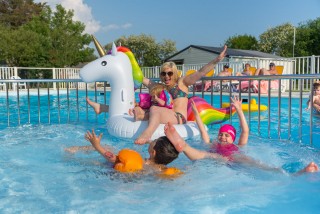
[{"xmin": 168, "ymin": 84, "xmax": 188, "ymax": 99}]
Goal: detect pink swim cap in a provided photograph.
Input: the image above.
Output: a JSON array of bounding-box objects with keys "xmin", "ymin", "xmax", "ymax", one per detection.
[{"xmin": 219, "ymin": 124, "xmax": 236, "ymax": 142}]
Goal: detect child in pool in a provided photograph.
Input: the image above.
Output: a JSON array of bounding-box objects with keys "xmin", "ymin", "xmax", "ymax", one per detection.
[
  {"xmin": 164, "ymin": 96, "xmax": 319, "ymax": 174},
  {"xmin": 129, "ymin": 83, "xmax": 173, "ymax": 120},
  {"xmin": 190, "ymin": 96, "xmax": 249, "ymax": 161},
  {"xmin": 306, "ymin": 82, "xmax": 320, "ymax": 112},
  {"xmin": 66, "ymin": 129, "xmax": 182, "ymax": 176}
]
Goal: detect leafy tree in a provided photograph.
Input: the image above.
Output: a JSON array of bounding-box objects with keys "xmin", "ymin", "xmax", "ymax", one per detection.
[
  {"xmin": 258, "ymin": 23, "xmax": 295, "ymax": 57},
  {"xmin": 104, "ymin": 34, "xmax": 176, "ymax": 66},
  {"xmin": 45, "ymin": 5, "xmax": 94, "ymax": 67},
  {"xmin": 225, "ymin": 34, "xmax": 258, "ymax": 50},
  {"xmin": 0, "ymin": 3, "xmax": 95, "ymax": 74},
  {"xmin": 0, "ymin": 0, "xmax": 45, "ymax": 28},
  {"xmin": 295, "ymin": 17, "xmax": 320, "ymax": 56}
]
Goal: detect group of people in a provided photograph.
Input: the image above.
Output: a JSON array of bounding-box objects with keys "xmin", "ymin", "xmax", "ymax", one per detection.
[
  {"xmin": 235, "ymin": 62, "xmax": 279, "ymax": 77},
  {"xmin": 68, "ymin": 45, "xmax": 318, "ymax": 177}
]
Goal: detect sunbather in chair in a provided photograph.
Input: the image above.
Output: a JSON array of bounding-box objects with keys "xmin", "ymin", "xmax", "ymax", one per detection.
[{"xmin": 238, "ymin": 65, "xmax": 285, "ymax": 93}]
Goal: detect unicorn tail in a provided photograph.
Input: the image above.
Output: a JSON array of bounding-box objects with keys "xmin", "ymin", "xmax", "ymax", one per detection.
[{"xmin": 187, "ymin": 96, "xmax": 236, "ymax": 125}]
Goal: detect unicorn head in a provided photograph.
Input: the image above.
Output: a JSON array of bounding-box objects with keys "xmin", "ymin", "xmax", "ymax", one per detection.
[
  {"xmin": 80, "ymin": 40, "xmax": 135, "ymax": 117},
  {"xmin": 81, "ymin": 35, "xmax": 143, "ymax": 89}
]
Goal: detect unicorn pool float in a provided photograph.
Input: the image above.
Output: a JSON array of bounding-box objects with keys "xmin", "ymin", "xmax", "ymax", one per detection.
[{"xmin": 80, "ymin": 36, "xmax": 235, "ymax": 140}]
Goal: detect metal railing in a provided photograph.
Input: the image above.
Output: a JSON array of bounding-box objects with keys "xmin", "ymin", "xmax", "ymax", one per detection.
[
  {"xmin": 1, "ymin": 55, "xmax": 319, "ymax": 92},
  {"xmin": 0, "ymin": 74, "xmax": 319, "ymax": 146}
]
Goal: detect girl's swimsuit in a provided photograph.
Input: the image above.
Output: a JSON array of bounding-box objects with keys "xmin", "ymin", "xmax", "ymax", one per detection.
[
  {"xmin": 168, "ymin": 84, "xmax": 188, "ymax": 124},
  {"xmin": 210, "ymin": 143, "xmax": 239, "ymax": 161}
]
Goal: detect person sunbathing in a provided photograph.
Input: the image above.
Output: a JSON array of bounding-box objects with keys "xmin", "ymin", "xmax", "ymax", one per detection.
[{"xmin": 254, "ymin": 62, "xmax": 278, "ymax": 75}]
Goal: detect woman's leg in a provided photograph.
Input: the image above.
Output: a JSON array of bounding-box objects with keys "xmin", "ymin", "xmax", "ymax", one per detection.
[
  {"xmin": 86, "ymin": 97, "xmax": 109, "ymax": 114},
  {"xmin": 134, "ymin": 106, "xmax": 179, "ymax": 145}
]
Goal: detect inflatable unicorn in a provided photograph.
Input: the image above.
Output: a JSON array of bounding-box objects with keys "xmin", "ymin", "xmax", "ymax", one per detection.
[
  {"xmin": 80, "ymin": 38, "xmax": 202, "ymax": 140},
  {"xmin": 80, "ymin": 36, "xmax": 234, "ymax": 140}
]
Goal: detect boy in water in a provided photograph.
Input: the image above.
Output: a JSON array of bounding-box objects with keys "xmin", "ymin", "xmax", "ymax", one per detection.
[
  {"xmin": 66, "ymin": 129, "xmax": 181, "ymax": 175},
  {"xmin": 164, "ymin": 96, "xmax": 318, "ymax": 174}
]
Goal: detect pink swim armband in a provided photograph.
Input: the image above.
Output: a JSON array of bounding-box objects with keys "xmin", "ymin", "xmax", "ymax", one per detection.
[
  {"xmin": 138, "ymin": 93, "xmax": 152, "ymax": 109},
  {"xmin": 159, "ymin": 90, "xmax": 173, "ymax": 109}
]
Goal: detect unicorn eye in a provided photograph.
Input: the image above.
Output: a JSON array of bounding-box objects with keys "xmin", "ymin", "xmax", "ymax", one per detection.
[{"xmin": 101, "ymin": 61, "xmax": 107, "ymax": 66}]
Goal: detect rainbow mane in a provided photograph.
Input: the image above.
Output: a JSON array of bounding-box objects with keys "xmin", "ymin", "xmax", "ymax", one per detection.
[
  {"xmin": 187, "ymin": 96, "xmax": 236, "ymax": 125},
  {"xmin": 117, "ymin": 46, "xmax": 144, "ymax": 90}
]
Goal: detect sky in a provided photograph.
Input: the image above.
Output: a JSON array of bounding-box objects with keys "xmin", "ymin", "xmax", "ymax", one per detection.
[{"xmin": 34, "ymin": 0, "xmax": 320, "ymax": 51}]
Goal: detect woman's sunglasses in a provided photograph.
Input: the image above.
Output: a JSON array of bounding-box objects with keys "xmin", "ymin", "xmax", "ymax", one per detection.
[{"xmin": 160, "ymin": 71, "xmax": 174, "ymax": 77}]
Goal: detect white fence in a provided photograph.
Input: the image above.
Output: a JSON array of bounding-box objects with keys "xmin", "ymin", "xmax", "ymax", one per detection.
[{"xmin": 0, "ymin": 55, "xmax": 319, "ymax": 91}]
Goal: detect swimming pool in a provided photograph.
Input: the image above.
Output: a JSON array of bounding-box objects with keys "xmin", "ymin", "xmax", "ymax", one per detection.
[{"xmin": 1, "ymin": 91, "xmax": 320, "ymax": 213}]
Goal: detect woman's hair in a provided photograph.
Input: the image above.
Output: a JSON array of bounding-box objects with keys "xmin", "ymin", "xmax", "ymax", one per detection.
[
  {"xmin": 150, "ymin": 83, "xmax": 167, "ymax": 97},
  {"xmin": 153, "ymin": 136, "xmax": 179, "ymax": 165},
  {"xmin": 160, "ymin": 62, "xmax": 179, "ymax": 83}
]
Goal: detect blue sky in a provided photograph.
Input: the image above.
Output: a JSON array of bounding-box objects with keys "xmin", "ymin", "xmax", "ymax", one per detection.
[{"xmin": 36, "ymin": 0, "xmax": 320, "ymax": 51}]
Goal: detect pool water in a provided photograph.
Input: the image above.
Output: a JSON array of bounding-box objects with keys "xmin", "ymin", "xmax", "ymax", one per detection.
[{"xmin": 1, "ymin": 91, "xmax": 320, "ymax": 213}]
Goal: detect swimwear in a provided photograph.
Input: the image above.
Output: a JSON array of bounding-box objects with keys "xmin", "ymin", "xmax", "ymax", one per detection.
[
  {"xmin": 175, "ymin": 112, "xmax": 187, "ymax": 124},
  {"xmin": 169, "ymin": 84, "xmax": 188, "ymax": 99},
  {"xmin": 210, "ymin": 143, "xmax": 239, "ymax": 161}
]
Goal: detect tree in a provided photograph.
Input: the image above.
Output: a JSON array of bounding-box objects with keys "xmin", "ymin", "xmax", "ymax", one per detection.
[
  {"xmin": 295, "ymin": 17, "xmax": 320, "ymax": 57},
  {"xmin": 104, "ymin": 34, "xmax": 176, "ymax": 66},
  {"xmin": 225, "ymin": 34, "xmax": 258, "ymax": 50},
  {"xmin": 0, "ymin": 0, "xmax": 45, "ymax": 28},
  {"xmin": 0, "ymin": 3, "xmax": 95, "ymax": 72},
  {"xmin": 46, "ymin": 5, "xmax": 94, "ymax": 67},
  {"xmin": 258, "ymin": 23, "xmax": 295, "ymax": 57}
]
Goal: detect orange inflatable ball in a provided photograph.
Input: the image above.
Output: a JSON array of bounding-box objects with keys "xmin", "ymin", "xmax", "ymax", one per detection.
[{"xmin": 113, "ymin": 149, "xmax": 144, "ymax": 173}]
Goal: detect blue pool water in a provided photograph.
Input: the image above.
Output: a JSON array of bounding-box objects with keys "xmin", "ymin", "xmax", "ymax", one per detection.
[{"xmin": 1, "ymin": 91, "xmax": 320, "ymax": 213}]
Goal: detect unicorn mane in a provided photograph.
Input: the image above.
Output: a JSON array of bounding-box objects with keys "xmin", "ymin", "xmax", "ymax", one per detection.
[{"xmin": 116, "ymin": 47, "xmax": 144, "ymax": 90}]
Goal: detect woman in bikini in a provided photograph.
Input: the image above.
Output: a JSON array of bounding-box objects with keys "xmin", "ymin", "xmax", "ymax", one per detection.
[{"xmin": 87, "ymin": 45, "xmax": 228, "ymax": 145}]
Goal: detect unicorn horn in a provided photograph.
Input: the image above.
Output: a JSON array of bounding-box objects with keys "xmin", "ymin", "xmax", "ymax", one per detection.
[{"xmin": 91, "ymin": 35, "xmax": 106, "ymax": 56}]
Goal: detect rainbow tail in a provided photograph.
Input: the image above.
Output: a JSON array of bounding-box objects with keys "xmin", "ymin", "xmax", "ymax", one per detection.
[{"xmin": 187, "ymin": 96, "xmax": 236, "ymax": 125}]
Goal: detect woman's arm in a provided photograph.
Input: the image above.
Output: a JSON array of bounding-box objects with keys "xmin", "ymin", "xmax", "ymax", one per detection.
[
  {"xmin": 85, "ymin": 129, "xmax": 117, "ymax": 163},
  {"xmin": 230, "ymin": 96, "xmax": 249, "ymax": 146},
  {"xmin": 182, "ymin": 45, "xmax": 227, "ymax": 86},
  {"xmin": 142, "ymin": 77, "xmax": 157, "ymax": 89},
  {"xmin": 191, "ymin": 100, "xmax": 210, "ymax": 144}
]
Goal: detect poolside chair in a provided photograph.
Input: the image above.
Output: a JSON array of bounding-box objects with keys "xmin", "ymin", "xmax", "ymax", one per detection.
[
  {"xmin": 0, "ymin": 81, "xmax": 7, "ymax": 91},
  {"xmin": 239, "ymin": 66, "xmax": 286, "ymax": 93},
  {"xmin": 11, "ymin": 76, "xmax": 27, "ymax": 90},
  {"xmin": 0, "ymin": 79, "xmax": 7, "ymax": 91},
  {"xmin": 209, "ymin": 68, "xmax": 235, "ymax": 92},
  {"xmin": 248, "ymin": 67, "xmax": 257, "ymax": 75},
  {"xmin": 188, "ymin": 69, "xmax": 215, "ymax": 92}
]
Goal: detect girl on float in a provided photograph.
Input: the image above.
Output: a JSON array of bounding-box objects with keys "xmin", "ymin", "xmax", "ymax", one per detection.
[
  {"xmin": 164, "ymin": 96, "xmax": 319, "ymax": 174},
  {"xmin": 87, "ymin": 45, "xmax": 228, "ymax": 145},
  {"xmin": 129, "ymin": 83, "xmax": 173, "ymax": 121}
]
